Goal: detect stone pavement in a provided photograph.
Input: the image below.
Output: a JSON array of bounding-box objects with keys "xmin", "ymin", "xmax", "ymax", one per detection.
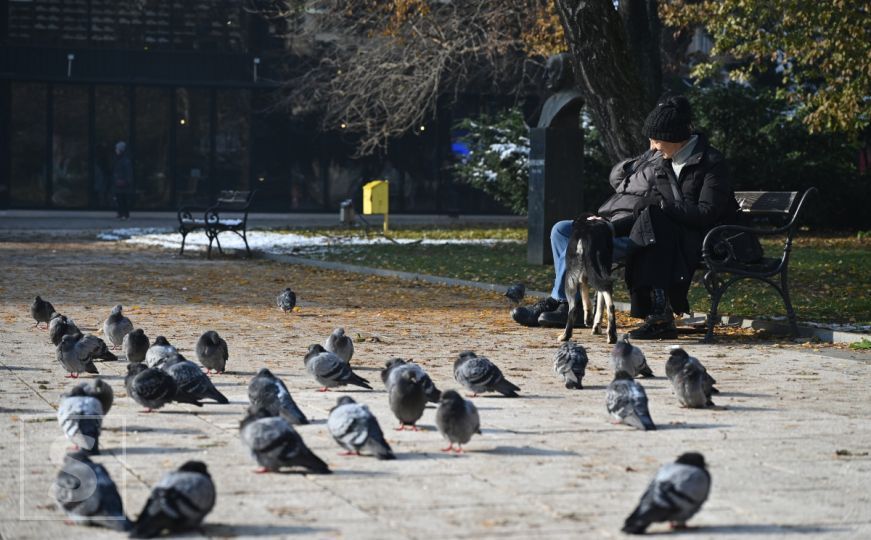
[{"xmin": 0, "ymin": 236, "xmax": 869, "ymax": 539}]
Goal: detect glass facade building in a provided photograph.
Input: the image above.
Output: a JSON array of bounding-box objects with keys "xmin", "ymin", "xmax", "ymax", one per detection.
[{"xmin": 0, "ymin": 0, "xmax": 508, "ymax": 213}]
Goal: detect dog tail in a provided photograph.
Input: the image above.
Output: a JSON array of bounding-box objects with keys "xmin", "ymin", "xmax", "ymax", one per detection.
[{"xmin": 580, "ymin": 221, "xmax": 613, "ymax": 291}]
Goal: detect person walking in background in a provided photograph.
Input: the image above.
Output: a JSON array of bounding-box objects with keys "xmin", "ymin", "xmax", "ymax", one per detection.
[{"xmin": 112, "ymin": 141, "xmax": 133, "ymax": 220}]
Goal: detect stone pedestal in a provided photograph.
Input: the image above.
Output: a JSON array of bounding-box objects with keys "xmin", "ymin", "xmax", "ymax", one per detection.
[{"xmin": 527, "ymin": 127, "xmax": 584, "ymax": 265}]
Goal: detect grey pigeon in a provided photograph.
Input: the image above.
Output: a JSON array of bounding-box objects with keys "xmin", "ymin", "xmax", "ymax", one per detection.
[
  {"xmin": 435, "ymin": 390, "xmax": 481, "ymax": 453},
  {"xmin": 103, "ymin": 305, "xmax": 133, "ymax": 349},
  {"xmin": 145, "ymin": 336, "xmax": 178, "ymax": 368},
  {"xmin": 52, "ymin": 451, "xmax": 131, "ymax": 531},
  {"xmin": 160, "ymin": 357, "xmax": 229, "ymax": 405},
  {"xmin": 453, "ymin": 351, "xmax": 520, "ymax": 397},
  {"xmin": 57, "ymin": 386, "xmax": 104, "ymax": 454},
  {"xmin": 553, "ymin": 340, "xmax": 589, "ymax": 389},
  {"xmin": 49, "ymin": 312, "xmax": 80, "ymax": 346},
  {"xmin": 57, "ymin": 333, "xmax": 116, "ymax": 377},
  {"xmin": 130, "ymin": 461, "xmax": 215, "ymax": 538},
  {"xmin": 71, "ymin": 377, "xmax": 114, "ymax": 415},
  {"xmin": 505, "ymin": 283, "xmax": 525, "ymax": 304},
  {"xmin": 125, "ymin": 363, "xmax": 177, "ymax": 411},
  {"xmin": 123, "ymin": 328, "xmax": 150, "ymax": 363},
  {"xmin": 248, "ymin": 368, "xmax": 309, "ymax": 425},
  {"xmin": 324, "ymin": 327, "xmax": 354, "ymax": 365},
  {"xmin": 606, "ymin": 371, "xmax": 656, "ymax": 431},
  {"xmin": 665, "ymin": 348, "xmax": 717, "ymax": 408},
  {"xmin": 195, "ymin": 330, "xmax": 229, "ymax": 374},
  {"xmin": 381, "ymin": 358, "xmax": 441, "ymax": 403},
  {"xmin": 327, "ymin": 396, "xmax": 395, "ymax": 459},
  {"xmin": 388, "ymin": 368, "xmax": 428, "ymax": 430},
  {"xmin": 610, "ymin": 334, "xmax": 653, "ymax": 378},
  {"xmin": 304, "ymin": 344, "xmax": 372, "ymax": 391},
  {"xmin": 276, "ymin": 287, "xmax": 296, "ymax": 314},
  {"xmin": 622, "ymin": 452, "xmax": 711, "ymax": 534},
  {"xmin": 30, "ymin": 295, "xmax": 56, "ymax": 329},
  {"xmin": 240, "ymin": 407, "xmax": 330, "ymax": 473}
]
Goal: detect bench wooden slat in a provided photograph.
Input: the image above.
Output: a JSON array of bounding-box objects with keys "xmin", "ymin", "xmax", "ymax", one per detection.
[{"xmin": 735, "ymin": 191, "xmax": 798, "ymax": 215}]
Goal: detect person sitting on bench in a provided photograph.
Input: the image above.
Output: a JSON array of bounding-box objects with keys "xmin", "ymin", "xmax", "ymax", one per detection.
[
  {"xmin": 514, "ymin": 95, "xmax": 739, "ymax": 340},
  {"xmin": 512, "ymin": 144, "xmax": 660, "ymax": 328}
]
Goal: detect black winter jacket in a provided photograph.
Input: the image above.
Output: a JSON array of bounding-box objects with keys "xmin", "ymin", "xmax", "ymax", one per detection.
[
  {"xmin": 626, "ymin": 133, "xmax": 738, "ymax": 316},
  {"xmin": 597, "ymin": 149, "xmax": 660, "ymax": 222}
]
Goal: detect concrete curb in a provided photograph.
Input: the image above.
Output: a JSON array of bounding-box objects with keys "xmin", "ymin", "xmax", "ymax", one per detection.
[{"xmin": 259, "ymin": 251, "xmax": 867, "ymax": 345}]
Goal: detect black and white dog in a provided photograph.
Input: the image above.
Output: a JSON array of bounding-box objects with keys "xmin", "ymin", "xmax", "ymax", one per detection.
[{"xmin": 558, "ymin": 214, "xmax": 618, "ymax": 344}]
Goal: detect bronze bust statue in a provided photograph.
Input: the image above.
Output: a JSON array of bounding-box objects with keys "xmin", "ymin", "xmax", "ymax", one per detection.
[{"xmin": 537, "ymin": 53, "xmax": 584, "ymax": 129}]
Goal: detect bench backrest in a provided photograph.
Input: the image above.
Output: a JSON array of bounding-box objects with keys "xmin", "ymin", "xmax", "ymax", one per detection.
[
  {"xmin": 735, "ymin": 191, "xmax": 798, "ymax": 216},
  {"xmin": 216, "ymin": 190, "xmax": 254, "ymax": 208}
]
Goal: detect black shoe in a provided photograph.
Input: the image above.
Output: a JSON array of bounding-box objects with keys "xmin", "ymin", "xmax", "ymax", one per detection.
[
  {"xmin": 628, "ymin": 316, "xmax": 678, "ymax": 340},
  {"xmin": 537, "ymin": 302, "xmax": 587, "ymax": 328},
  {"xmin": 511, "ymin": 297, "xmax": 561, "ymax": 327}
]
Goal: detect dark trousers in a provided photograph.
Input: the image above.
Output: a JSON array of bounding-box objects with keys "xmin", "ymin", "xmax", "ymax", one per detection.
[{"xmin": 115, "ymin": 193, "xmax": 130, "ymax": 218}]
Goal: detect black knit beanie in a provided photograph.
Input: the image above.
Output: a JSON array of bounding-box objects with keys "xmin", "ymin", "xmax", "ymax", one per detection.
[{"xmin": 641, "ymin": 95, "xmax": 692, "ymax": 142}]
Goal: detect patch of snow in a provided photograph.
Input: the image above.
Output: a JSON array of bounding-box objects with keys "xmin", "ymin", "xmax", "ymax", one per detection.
[{"xmin": 100, "ymin": 228, "xmax": 521, "ymax": 254}]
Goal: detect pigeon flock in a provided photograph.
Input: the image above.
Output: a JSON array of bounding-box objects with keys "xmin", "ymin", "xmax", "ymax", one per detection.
[{"xmin": 30, "ymin": 287, "xmax": 720, "ymax": 537}]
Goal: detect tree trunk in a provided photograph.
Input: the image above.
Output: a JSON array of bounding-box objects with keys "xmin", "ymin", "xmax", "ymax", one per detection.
[
  {"xmin": 554, "ymin": 0, "xmax": 653, "ymax": 162},
  {"xmin": 619, "ymin": 0, "xmax": 662, "ymax": 110}
]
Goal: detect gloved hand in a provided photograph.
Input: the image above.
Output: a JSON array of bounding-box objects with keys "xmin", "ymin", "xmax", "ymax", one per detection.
[{"xmin": 632, "ymin": 196, "xmax": 661, "ymax": 218}]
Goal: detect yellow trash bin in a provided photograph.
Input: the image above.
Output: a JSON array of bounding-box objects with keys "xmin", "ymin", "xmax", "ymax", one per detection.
[{"xmin": 363, "ymin": 180, "xmax": 390, "ymax": 234}]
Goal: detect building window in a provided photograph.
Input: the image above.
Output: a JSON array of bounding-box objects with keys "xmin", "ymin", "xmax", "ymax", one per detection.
[
  {"xmin": 175, "ymin": 87, "xmax": 211, "ymax": 206},
  {"xmin": 51, "ymin": 84, "xmax": 91, "ymax": 208},
  {"xmin": 134, "ymin": 86, "xmax": 172, "ymax": 208},
  {"xmin": 9, "ymin": 83, "xmax": 48, "ymax": 207}
]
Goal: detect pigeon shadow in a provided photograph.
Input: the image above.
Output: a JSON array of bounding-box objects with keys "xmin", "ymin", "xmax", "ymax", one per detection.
[
  {"xmin": 109, "ymin": 425, "xmax": 205, "ymax": 435},
  {"xmin": 516, "ymin": 394, "xmax": 564, "ymax": 400},
  {"xmin": 717, "ymin": 391, "xmax": 772, "ymax": 398},
  {"xmin": 471, "ymin": 446, "xmax": 579, "ymax": 457},
  {"xmin": 0, "ymin": 406, "xmax": 47, "ymax": 414},
  {"xmin": 576, "ymin": 385, "xmax": 608, "ymax": 391},
  {"xmin": 645, "ymin": 524, "xmax": 843, "ymax": 535},
  {"xmin": 108, "ymin": 446, "xmax": 195, "ymax": 455},
  {"xmin": 659, "ymin": 423, "xmax": 733, "ymax": 431},
  {"xmin": 714, "ymin": 405, "xmax": 777, "ymax": 412},
  {"xmin": 328, "ymin": 468, "xmax": 393, "ymax": 477},
  {"xmin": 203, "ymin": 523, "xmax": 333, "ymax": 537},
  {"xmin": 1, "ymin": 365, "xmax": 50, "ymax": 372},
  {"xmin": 394, "ymin": 451, "xmax": 467, "ymax": 460}
]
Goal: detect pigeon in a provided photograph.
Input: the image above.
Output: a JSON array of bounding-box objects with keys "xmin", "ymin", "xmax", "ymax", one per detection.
[
  {"xmin": 52, "ymin": 450, "xmax": 131, "ymax": 531},
  {"xmin": 71, "ymin": 377, "xmax": 114, "ymax": 415},
  {"xmin": 247, "ymin": 368, "xmax": 309, "ymax": 425},
  {"xmin": 665, "ymin": 348, "xmax": 717, "ymax": 408},
  {"xmin": 145, "ymin": 336, "xmax": 178, "ymax": 368},
  {"xmin": 57, "ymin": 385, "xmax": 104, "ymax": 454},
  {"xmin": 435, "ymin": 390, "xmax": 481, "ymax": 453},
  {"xmin": 324, "ymin": 327, "xmax": 354, "ymax": 365},
  {"xmin": 160, "ymin": 357, "xmax": 229, "ymax": 405},
  {"xmin": 303, "ymin": 344, "xmax": 372, "ymax": 391},
  {"xmin": 57, "ymin": 333, "xmax": 116, "ymax": 377},
  {"xmin": 606, "ymin": 371, "xmax": 656, "ymax": 431},
  {"xmin": 125, "ymin": 363, "xmax": 177, "ymax": 412},
  {"xmin": 610, "ymin": 334, "xmax": 653, "ymax": 378},
  {"xmin": 30, "ymin": 295, "xmax": 56, "ymax": 329},
  {"xmin": 327, "ymin": 396, "xmax": 395, "ymax": 459},
  {"xmin": 453, "ymin": 351, "xmax": 520, "ymax": 397},
  {"xmin": 240, "ymin": 407, "xmax": 330, "ymax": 473},
  {"xmin": 622, "ymin": 452, "xmax": 711, "ymax": 534},
  {"xmin": 276, "ymin": 287, "xmax": 296, "ymax": 314},
  {"xmin": 381, "ymin": 358, "xmax": 441, "ymax": 403},
  {"xmin": 388, "ymin": 368, "xmax": 428, "ymax": 430},
  {"xmin": 505, "ymin": 283, "xmax": 526, "ymax": 304},
  {"xmin": 130, "ymin": 461, "xmax": 216, "ymax": 539},
  {"xmin": 553, "ymin": 340, "xmax": 589, "ymax": 389},
  {"xmin": 103, "ymin": 305, "xmax": 133, "ymax": 349},
  {"xmin": 49, "ymin": 312, "xmax": 80, "ymax": 346},
  {"xmin": 195, "ymin": 330, "xmax": 229, "ymax": 374},
  {"xmin": 123, "ymin": 328, "xmax": 150, "ymax": 363}
]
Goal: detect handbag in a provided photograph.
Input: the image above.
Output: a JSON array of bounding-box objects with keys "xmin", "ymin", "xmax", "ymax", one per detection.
[{"xmin": 711, "ymin": 230, "xmax": 763, "ymax": 264}]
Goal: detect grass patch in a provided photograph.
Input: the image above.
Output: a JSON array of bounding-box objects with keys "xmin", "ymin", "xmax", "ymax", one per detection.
[{"xmin": 296, "ymin": 226, "xmax": 870, "ymax": 325}]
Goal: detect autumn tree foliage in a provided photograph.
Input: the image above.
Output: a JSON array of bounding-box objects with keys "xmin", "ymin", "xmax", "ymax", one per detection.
[{"xmin": 662, "ymin": 0, "xmax": 870, "ymax": 137}]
